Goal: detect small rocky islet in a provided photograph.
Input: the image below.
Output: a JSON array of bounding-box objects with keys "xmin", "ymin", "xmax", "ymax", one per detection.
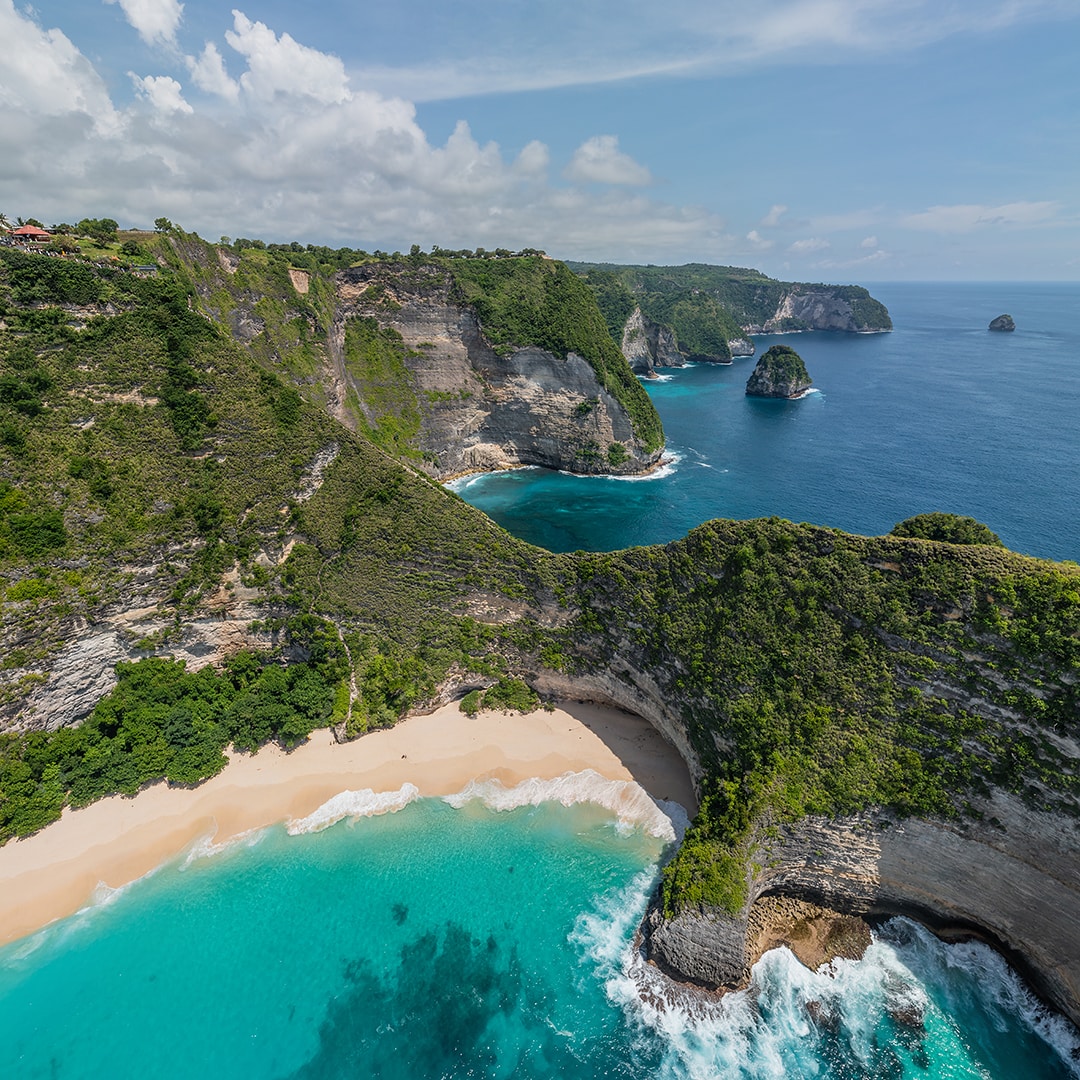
[
  {"xmin": 989, "ymin": 313, "xmax": 1016, "ymax": 331},
  {"xmin": 745, "ymin": 344, "xmax": 812, "ymax": 398}
]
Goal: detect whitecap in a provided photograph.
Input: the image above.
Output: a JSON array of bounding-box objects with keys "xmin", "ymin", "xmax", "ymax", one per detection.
[
  {"xmin": 606, "ymin": 451, "xmax": 682, "ymax": 482},
  {"xmin": 286, "ymin": 783, "xmax": 421, "ymax": 835},
  {"xmin": 179, "ymin": 826, "xmax": 268, "ymax": 868},
  {"xmin": 444, "ymin": 466, "xmax": 539, "ymax": 493},
  {"xmin": 443, "ymin": 770, "xmax": 684, "ymax": 841}
]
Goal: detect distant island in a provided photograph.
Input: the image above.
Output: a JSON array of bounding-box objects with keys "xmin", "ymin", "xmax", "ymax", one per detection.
[{"xmin": 989, "ymin": 313, "xmax": 1016, "ymax": 331}]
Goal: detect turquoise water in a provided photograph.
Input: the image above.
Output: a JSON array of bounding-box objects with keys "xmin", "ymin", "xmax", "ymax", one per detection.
[
  {"xmin": 452, "ymin": 283, "xmax": 1080, "ymax": 562},
  {"xmin": 2, "ymin": 791, "xmax": 1078, "ymax": 1079}
]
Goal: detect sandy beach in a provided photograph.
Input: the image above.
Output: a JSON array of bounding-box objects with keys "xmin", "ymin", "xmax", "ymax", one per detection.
[{"xmin": 0, "ymin": 700, "xmax": 696, "ymax": 948}]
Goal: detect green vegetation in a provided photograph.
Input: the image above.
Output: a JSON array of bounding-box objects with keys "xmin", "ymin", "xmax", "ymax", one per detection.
[
  {"xmin": 531, "ymin": 517, "xmax": 1080, "ymax": 915},
  {"xmin": 446, "ymin": 256, "xmax": 663, "ymax": 452},
  {"xmin": 0, "ymin": 643, "xmax": 348, "ymax": 840},
  {"xmin": 748, "ymin": 344, "xmax": 811, "ymax": 393},
  {"xmin": 891, "ymin": 513, "xmax": 1005, "ymax": 547},
  {"xmin": 342, "ymin": 317, "xmax": 423, "ymax": 459}
]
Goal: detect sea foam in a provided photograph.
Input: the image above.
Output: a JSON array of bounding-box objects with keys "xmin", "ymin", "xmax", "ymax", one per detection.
[
  {"xmin": 286, "ymin": 783, "xmax": 421, "ymax": 834},
  {"xmin": 444, "ymin": 769, "xmax": 686, "ymax": 841}
]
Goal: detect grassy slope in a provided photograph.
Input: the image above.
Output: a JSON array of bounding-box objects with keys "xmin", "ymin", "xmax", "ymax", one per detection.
[{"xmin": 0, "ymin": 240, "xmax": 553, "ymax": 838}]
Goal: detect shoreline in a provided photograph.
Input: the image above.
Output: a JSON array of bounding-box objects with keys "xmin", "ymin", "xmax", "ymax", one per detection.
[{"xmin": 0, "ymin": 700, "xmax": 697, "ymax": 948}]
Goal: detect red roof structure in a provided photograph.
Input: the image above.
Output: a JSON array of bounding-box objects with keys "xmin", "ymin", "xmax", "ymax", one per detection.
[{"xmin": 10, "ymin": 225, "xmax": 52, "ymax": 239}]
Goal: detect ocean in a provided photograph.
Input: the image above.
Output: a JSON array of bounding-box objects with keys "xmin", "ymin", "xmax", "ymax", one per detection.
[
  {"xmin": 3, "ymin": 282, "xmax": 1079, "ymax": 1078},
  {"xmin": 450, "ymin": 282, "xmax": 1080, "ymax": 563},
  {"xmin": 2, "ymin": 786, "xmax": 1078, "ymax": 1079}
]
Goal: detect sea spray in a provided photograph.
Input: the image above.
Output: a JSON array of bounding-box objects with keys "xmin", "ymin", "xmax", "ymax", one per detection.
[{"xmin": 569, "ymin": 876, "xmax": 1080, "ymax": 1080}]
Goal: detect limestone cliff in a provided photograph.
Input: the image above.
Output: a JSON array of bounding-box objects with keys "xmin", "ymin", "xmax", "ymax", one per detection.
[
  {"xmin": 643, "ymin": 794, "xmax": 1080, "ymax": 1027},
  {"xmin": 745, "ymin": 287, "xmax": 892, "ymax": 334},
  {"xmin": 333, "ymin": 264, "xmax": 662, "ymax": 477},
  {"xmin": 620, "ymin": 306, "xmax": 685, "ymax": 376}
]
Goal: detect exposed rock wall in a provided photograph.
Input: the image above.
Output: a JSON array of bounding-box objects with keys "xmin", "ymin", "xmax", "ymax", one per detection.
[
  {"xmin": 336, "ymin": 266, "xmax": 662, "ymax": 478},
  {"xmin": 644, "ymin": 794, "xmax": 1080, "ymax": 1026},
  {"xmin": 745, "ymin": 289, "xmax": 887, "ymax": 334},
  {"xmin": 620, "ymin": 307, "xmax": 685, "ymax": 376}
]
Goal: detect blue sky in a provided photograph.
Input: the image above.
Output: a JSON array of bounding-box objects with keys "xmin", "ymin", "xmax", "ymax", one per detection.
[{"xmin": 1, "ymin": 0, "xmax": 1077, "ymax": 279}]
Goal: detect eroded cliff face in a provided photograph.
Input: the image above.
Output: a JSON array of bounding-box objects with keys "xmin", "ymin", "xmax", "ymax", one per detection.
[
  {"xmin": 331, "ymin": 265, "xmax": 661, "ymax": 478},
  {"xmin": 643, "ymin": 794, "xmax": 1080, "ymax": 1026},
  {"xmin": 620, "ymin": 307, "xmax": 686, "ymax": 376}
]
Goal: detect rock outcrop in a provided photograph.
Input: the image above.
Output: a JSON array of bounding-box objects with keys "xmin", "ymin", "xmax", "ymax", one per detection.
[
  {"xmin": 989, "ymin": 314, "xmax": 1016, "ymax": 332},
  {"xmin": 643, "ymin": 794, "xmax": 1080, "ymax": 1027},
  {"xmin": 334, "ymin": 265, "xmax": 662, "ymax": 478},
  {"xmin": 620, "ymin": 306, "xmax": 686, "ymax": 376},
  {"xmin": 745, "ymin": 344, "xmax": 812, "ymax": 398}
]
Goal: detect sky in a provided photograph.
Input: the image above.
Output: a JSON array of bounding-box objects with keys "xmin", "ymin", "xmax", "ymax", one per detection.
[{"xmin": 1, "ymin": 0, "xmax": 1078, "ymax": 280}]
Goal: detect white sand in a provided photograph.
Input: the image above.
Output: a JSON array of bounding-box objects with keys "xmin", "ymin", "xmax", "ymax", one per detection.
[{"xmin": 0, "ymin": 700, "xmax": 696, "ymax": 946}]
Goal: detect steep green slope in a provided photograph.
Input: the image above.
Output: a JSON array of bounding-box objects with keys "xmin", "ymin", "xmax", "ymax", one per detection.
[
  {"xmin": 539, "ymin": 518, "xmax": 1080, "ymax": 912},
  {"xmin": 0, "ymin": 243, "xmax": 554, "ymax": 837}
]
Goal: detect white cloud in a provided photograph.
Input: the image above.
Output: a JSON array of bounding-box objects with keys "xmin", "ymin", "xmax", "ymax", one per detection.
[
  {"xmin": 349, "ymin": 1, "xmax": 1079, "ymax": 102},
  {"xmin": 104, "ymin": 0, "xmax": 184, "ymax": 47},
  {"xmin": 761, "ymin": 203, "xmax": 787, "ymax": 227},
  {"xmin": 0, "ymin": 1, "xmax": 120, "ymax": 135},
  {"xmin": 225, "ymin": 11, "xmax": 351, "ymax": 104},
  {"xmin": 787, "ymin": 237, "xmax": 830, "ymax": 254},
  {"xmin": 746, "ymin": 229, "xmax": 773, "ymax": 250},
  {"xmin": 861, "ymin": 235, "xmax": 878, "ymax": 248},
  {"xmin": 129, "ymin": 73, "xmax": 193, "ymax": 114},
  {"xmin": 813, "ymin": 248, "xmax": 890, "ymax": 269},
  {"xmin": 900, "ymin": 201, "xmax": 1059, "ymax": 232},
  {"xmin": 188, "ymin": 42, "xmax": 240, "ymax": 101},
  {"xmin": 513, "ymin": 140, "xmax": 550, "ymax": 176},
  {"xmin": 564, "ymin": 135, "xmax": 652, "ymax": 186}
]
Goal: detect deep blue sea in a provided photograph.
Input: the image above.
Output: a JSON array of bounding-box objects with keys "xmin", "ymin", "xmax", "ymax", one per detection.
[
  {"xmin": 3, "ymin": 284, "xmax": 1080, "ymax": 1079},
  {"xmin": 451, "ymin": 283, "xmax": 1080, "ymax": 562}
]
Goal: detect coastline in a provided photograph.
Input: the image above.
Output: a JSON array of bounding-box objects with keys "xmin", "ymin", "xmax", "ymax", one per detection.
[{"xmin": 0, "ymin": 700, "xmax": 696, "ymax": 948}]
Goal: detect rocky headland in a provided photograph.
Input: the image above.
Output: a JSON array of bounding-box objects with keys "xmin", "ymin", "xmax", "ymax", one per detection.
[
  {"xmin": 745, "ymin": 344, "xmax": 812, "ymax": 398},
  {"xmin": 573, "ymin": 262, "xmax": 891, "ymax": 371}
]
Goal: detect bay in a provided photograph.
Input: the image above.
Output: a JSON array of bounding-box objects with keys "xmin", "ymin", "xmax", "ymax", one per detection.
[{"xmin": 452, "ymin": 283, "xmax": 1080, "ymax": 562}]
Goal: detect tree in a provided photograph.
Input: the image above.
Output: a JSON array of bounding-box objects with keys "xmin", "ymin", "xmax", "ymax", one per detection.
[
  {"xmin": 154, "ymin": 217, "xmax": 174, "ymax": 233},
  {"xmin": 76, "ymin": 217, "xmax": 118, "ymax": 244},
  {"xmin": 890, "ymin": 513, "xmax": 1004, "ymax": 548}
]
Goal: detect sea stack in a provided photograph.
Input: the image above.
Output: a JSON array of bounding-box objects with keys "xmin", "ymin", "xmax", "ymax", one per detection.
[
  {"xmin": 745, "ymin": 344, "xmax": 812, "ymax": 398},
  {"xmin": 989, "ymin": 314, "xmax": 1015, "ymax": 332}
]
